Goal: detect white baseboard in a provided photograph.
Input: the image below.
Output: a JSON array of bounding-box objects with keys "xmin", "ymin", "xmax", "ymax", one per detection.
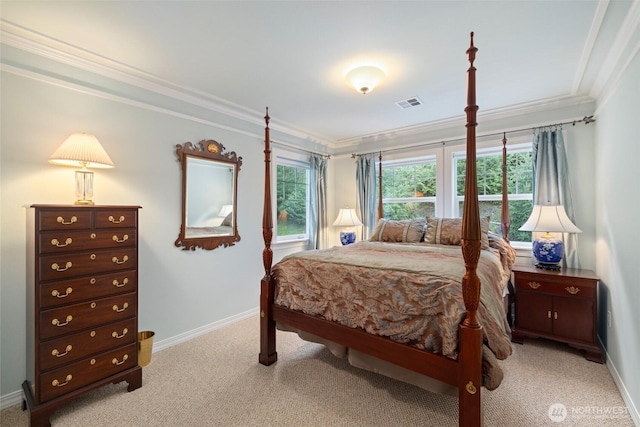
[
  {"xmin": 0, "ymin": 308, "xmax": 259, "ymax": 411},
  {"xmin": 0, "ymin": 389, "xmax": 24, "ymax": 412},
  {"xmin": 152, "ymin": 307, "xmax": 258, "ymax": 353},
  {"xmin": 601, "ymin": 338, "xmax": 640, "ymax": 426}
]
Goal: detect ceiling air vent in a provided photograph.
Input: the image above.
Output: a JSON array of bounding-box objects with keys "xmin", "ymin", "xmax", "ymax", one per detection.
[{"xmin": 395, "ymin": 97, "xmax": 423, "ymax": 109}]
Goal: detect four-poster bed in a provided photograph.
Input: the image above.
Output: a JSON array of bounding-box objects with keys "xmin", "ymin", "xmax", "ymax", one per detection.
[{"xmin": 259, "ymin": 33, "xmax": 514, "ymax": 426}]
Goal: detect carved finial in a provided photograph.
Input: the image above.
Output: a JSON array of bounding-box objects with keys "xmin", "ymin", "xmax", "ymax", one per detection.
[
  {"xmin": 264, "ymin": 107, "xmax": 270, "ymax": 126},
  {"xmin": 467, "ymin": 32, "xmax": 477, "ymax": 65}
]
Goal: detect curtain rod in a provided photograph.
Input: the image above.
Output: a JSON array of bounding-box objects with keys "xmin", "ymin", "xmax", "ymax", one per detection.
[
  {"xmin": 269, "ymin": 139, "xmax": 331, "ymax": 159},
  {"xmin": 351, "ymin": 115, "xmax": 595, "ymax": 158}
]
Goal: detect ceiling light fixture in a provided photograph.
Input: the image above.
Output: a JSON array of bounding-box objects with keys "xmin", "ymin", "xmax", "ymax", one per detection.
[{"xmin": 345, "ymin": 65, "xmax": 385, "ymax": 95}]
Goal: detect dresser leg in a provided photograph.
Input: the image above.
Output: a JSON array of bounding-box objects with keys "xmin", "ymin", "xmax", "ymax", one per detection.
[
  {"xmin": 126, "ymin": 366, "xmax": 143, "ymax": 392},
  {"xmin": 584, "ymin": 348, "xmax": 604, "ymax": 364}
]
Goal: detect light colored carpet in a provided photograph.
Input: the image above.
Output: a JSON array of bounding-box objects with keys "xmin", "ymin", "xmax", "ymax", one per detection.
[{"xmin": 2, "ymin": 315, "xmax": 634, "ymax": 426}]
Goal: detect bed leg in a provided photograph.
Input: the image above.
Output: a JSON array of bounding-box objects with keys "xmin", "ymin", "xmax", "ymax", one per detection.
[
  {"xmin": 259, "ymin": 277, "xmax": 277, "ymax": 365},
  {"xmin": 458, "ymin": 324, "xmax": 483, "ymax": 427}
]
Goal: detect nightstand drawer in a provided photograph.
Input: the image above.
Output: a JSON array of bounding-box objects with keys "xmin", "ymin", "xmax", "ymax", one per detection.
[{"xmin": 515, "ymin": 276, "xmax": 594, "ymax": 299}]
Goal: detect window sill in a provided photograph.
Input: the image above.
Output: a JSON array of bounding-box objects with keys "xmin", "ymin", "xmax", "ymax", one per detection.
[{"xmin": 273, "ymin": 239, "xmax": 309, "ymax": 251}]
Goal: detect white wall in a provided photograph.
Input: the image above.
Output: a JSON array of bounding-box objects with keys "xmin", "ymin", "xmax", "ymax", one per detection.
[
  {"xmin": 594, "ymin": 46, "xmax": 640, "ymax": 420},
  {"xmin": 0, "ymin": 67, "xmax": 316, "ymax": 401}
]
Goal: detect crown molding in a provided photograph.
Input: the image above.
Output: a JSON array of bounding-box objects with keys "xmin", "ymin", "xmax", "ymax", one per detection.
[
  {"xmin": 333, "ymin": 94, "xmax": 595, "ymax": 152},
  {"xmin": 590, "ymin": 0, "xmax": 640, "ymax": 98},
  {"xmin": 0, "ymin": 20, "xmax": 335, "ymax": 150}
]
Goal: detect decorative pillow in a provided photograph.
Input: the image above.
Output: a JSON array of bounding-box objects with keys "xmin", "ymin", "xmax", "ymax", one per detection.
[
  {"xmin": 424, "ymin": 216, "xmax": 490, "ymax": 250},
  {"xmin": 369, "ymin": 218, "xmax": 426, "ymax": 243},
  {"xmin": 221, "ymin": 212, "xmax": 233, "ymax": 227}
]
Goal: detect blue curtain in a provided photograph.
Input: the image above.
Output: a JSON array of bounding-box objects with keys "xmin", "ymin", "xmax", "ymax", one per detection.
[
  {"xmin": 532, "ymin": 129, "xmax": 580, "ymax": 268},
  {"xmin": 356, "ymin": 153, "xmax": 377, "ymax": 240},
  {"xmin": 308, "ymin": 154, "xmax": 327, "ymax": 250}
]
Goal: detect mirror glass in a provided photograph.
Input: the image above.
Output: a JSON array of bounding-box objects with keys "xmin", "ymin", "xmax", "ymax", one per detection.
[{"xmin": 175, "ymin": 140, "xmax": 242, "ymax": 250}]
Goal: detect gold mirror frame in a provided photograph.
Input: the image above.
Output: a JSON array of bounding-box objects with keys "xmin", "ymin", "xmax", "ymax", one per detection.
[{"xmin": 175, "ymin": 140, "xmax": 242, "ymax": 251}]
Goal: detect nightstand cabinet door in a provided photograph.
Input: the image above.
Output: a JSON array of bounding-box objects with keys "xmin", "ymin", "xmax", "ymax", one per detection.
[
  {"xmin": 514, "ymin": 291, "xmax": 553, "ymax": 335},
  {"xmin": 552, "ymin": 297, "xmax": 593, "ymax": 343}
]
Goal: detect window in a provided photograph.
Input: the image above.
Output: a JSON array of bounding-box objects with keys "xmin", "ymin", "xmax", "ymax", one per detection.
[
  {"xmin": 453, "ymin": 143, "xmax": 533, "ymax": 242},
  {"xmin": 380, "ymin": 141, "xmax": 533, "ymax": 244},
  {"xmin": 381, "ymin": 156, "xmax": 437, "ymax": 220},
  {"xmin": 276, "ymin": 158, "xmax": 310, "ymax": 241}
]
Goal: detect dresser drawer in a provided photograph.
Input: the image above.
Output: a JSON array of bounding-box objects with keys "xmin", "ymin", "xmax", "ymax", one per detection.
[
  {"xmin": 40, "ymin": 270, "xmax": 137, "ymax": 309},
  {"xmin": 39, "ymin": 248, "xmax": 137, "ymax": 282},
  {"xmin": 38, "ymin": 343, "xmax": 137, "ymax": 403},
  {"xmin": 39, "ymin": 318, "xmax": 136, "ymax": 371},
  {"xmin": 515, "ymin": 275, "xmax": 594, "ymax": 299},
  {"xmin": 39, "ymin": 228, "xmax": 136, "ymax": 254},
  {"xmin": 95, "ymin": 209, "xmax": 138, "ymax": 229},
  {"xmin": 39, "ymin": 293, "xmax": 137, "ymax": 339},
  {"xmin": 37, "ymin": 210, "xmax": 92, "ymax": 231}
]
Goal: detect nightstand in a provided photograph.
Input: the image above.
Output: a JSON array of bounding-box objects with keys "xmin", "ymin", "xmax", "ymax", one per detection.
[{"xmin": 511, "ymin": 264, "xmax": 603, "ymax": 363}]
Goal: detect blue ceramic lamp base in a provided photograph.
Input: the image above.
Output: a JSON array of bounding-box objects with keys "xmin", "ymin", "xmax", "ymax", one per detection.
[
  {"xmin": 532, "ymin": 236, "xmax": 564, "ymax": 270},
  {"xmin": 340, "ymin": 231, "xmax": 356, "ymax": 246}
]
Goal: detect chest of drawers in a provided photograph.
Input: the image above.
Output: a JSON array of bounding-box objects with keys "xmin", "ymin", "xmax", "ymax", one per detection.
[{"xmin": 23, "ymin": 205, "xmax": 143, "ymax": 426}]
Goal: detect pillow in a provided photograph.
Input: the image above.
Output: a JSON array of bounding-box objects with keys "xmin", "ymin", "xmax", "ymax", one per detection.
[
  {"xmin": 221, "ymin": 212, "xmax": 233, "ymax": 227},
  {"xmin": 424, "ymin": 216, "xmax": 490, "ymax": 250},
  {"xmin": 369, "ymin": 218, "xmax": 426, "ymax": 243}
]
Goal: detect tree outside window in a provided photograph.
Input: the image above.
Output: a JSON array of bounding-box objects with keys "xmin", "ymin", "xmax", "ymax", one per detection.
[
  {"xmin": 454, "ymin": 146, "xmax": 533, "ymax": 242},
  {"xmin": 276, "ymin": 163, "xmax": 309, "ymax": 240},
  {"xmin": 381, "ymin": 158, "xmax": 437, "ymax": 220}
]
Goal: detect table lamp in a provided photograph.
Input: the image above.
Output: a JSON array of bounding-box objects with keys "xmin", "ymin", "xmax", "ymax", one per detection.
[
  {"xmin": 333, "ymin": 208, "xmax": 363, "ymax": 245},
  {"xmin": 519, "ymin": 204, "xmax": 582, "ymax": 270},
  {"xmin": 48, "ymin": 133, "xmax": 115, "ymax": 205}
]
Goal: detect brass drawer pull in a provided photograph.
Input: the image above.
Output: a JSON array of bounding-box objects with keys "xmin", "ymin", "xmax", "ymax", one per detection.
[
  {"xmin": 52, "ymin": 345, "xmax": 73, "ymax": 358},
  {"xmin": 52, "ymin": 287, "xmax": 73, "ymax": 298},
  {"xmin": 108, "ymin": 215, "xmax": 125, "ymax": 224},
  {"xmin": 112, "ymin": 234, "xmax": 129, "ymax": 243},
  {"xmin": 528, "ymin": 281, "xmax": 541, "ymax": 289},
  {"xmin": 112, "ymin": 328, "xmax": 129, "ymax": 339},
  {"xmin": 112, "ymin": 255, "xmax": 129, "ymax": 265},
  {"xmin": 52, "ymin": 315, "xmax": 73, "ymax": 327},
  {"xmin": 112, "ymin": 354, "xmax": 129, "ymax": 366},
  {"xmin": 565, "ymin": 286, "xmax": 581, "ymax": 295},
  {"xmin": 112, "ymin": 278, "xmax": 128, "ymax": 288},
  {"xmin": 112, "ymin": 302, "xmax": 129, "ymax": 313},
  {"xmin": 554, "ymin": 312, "xmax": 558, "ymax": 320},
  {"xmin": 56, "ymin": 216, "xmax": 77, "ymax": 225},
  {"xmin": 51, "ymin": 238, "xmax": 72, "ymax": 247},
  {"xmin": 547, "ymin": 311, "xmax": 551, "ymax": 319},
  {"xmin": 51, "ymin": 261, "xmax": 72, "ymax": 272},
  {"xmin": 52, "ymin": 374, "xmax": 72, "ymax": 387}
]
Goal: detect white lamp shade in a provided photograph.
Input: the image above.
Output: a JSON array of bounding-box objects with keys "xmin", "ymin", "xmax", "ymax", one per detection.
[
  {"xmin": 332, "ymin": 208, "xmax": 363, "ymax": 227},
  {"xmin": 345, "ymin": 65, "xmax": 385, "ymax": 94},
  {"xmin": 49, "ymin": 133, "xmax": 115, "ymax": 169},
  {"xmin": 218, "ymin": 204, "xmax": 233, "ymax": 217},
  {"xmin": 519, "ymin": 205, "xmax": 582, "ymax": 233}
]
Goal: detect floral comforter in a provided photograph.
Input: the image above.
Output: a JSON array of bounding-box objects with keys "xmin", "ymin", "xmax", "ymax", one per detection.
[{"xmin": 272, "ymin": 240, "xmax": 516, "ymax": 388}]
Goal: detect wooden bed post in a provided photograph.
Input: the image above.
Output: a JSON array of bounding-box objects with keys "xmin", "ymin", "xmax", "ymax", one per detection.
[
  {"xmin": 377, "ymin": 152, "xmax": 383, "ymax": 220},
  {"xmin": 259, "ymin": 107, "xmax": 277, "ymax": 366},
  {"xmin": 459, "ymin": 32, "xmax": 483, "ymax": 427},
  {"xmin": 501, "ymin": 133, "xmax": 511, "ymax": 241}
]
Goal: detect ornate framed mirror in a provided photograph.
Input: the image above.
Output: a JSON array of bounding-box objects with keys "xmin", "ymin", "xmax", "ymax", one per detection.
[{"xmin": 175, "ymin": 140, "xmax": 242, "ymax": 251}]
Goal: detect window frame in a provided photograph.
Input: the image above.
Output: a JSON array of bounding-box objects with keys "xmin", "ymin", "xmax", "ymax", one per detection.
[
  {"xmin": 445, "ymin": 136, "xmax": 533, "ymax": 247},
  {"xmin": 273, "ymin": 151, "xmax": 311, "ymax": 244}
]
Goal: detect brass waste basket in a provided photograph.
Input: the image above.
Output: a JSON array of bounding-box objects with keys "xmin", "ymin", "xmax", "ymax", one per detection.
[{"xmin": 138, "ymin": 331, "xmax": 155, "ymax": 367}]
